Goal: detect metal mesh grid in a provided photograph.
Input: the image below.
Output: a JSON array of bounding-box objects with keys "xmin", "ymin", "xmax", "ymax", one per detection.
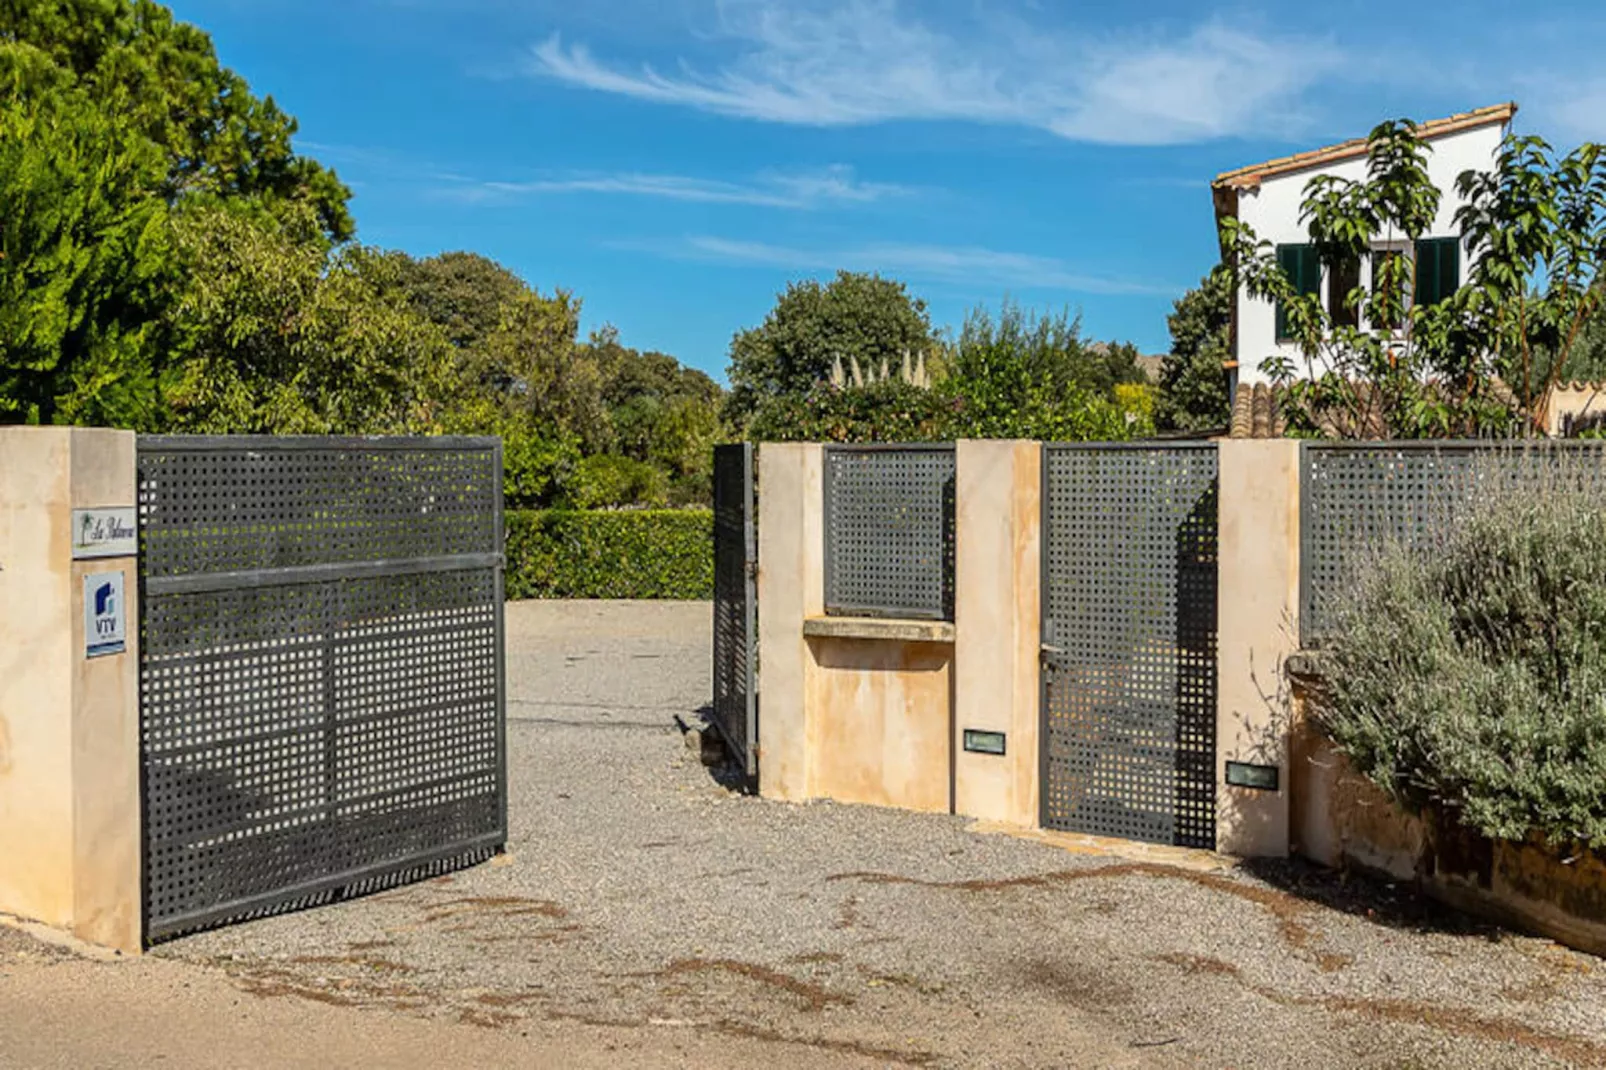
[
  {"xmin": 137, "ymin": 437, "xmax": 505, "ymax": 940},
  {"xmin": 1041, "ymin": 445, "xmax": 1218, "ymax": 849},
  {"xmin": 823, "ymin": 446, "xmax": 955, "ymax": 620},
  {"xmin": 711, "ymin": 443, "xmax": 757, "ymax": 778},
  {"xmin": 1295, "ymin": 443, "xmax": 1606, "ymax": 644}
]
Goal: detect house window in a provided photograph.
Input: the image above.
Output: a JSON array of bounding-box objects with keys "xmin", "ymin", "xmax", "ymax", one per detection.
[
  {"xmin": 1275, "ymin": 243, "xmax": 1320, "ymax": 342},
  {"xmin": 1328, "ymin": 255, "xmax": 1361, "ymax": 329},
  {"xmin": 1414, "ymin": 237, "xmax": 1461, "ymax": 308}
]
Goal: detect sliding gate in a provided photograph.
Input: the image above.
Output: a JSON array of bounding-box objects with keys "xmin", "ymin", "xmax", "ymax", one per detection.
[
  {"xmin": 1040, "ymin": 444, "xmax": 1218, "ymax": 849},
  {"xmin": 137, "ymin": 436, "xmax": 507, "ymax": 940}
]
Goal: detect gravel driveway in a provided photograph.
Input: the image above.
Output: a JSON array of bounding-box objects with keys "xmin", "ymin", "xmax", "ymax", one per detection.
[{"xmin": 158, "ymin": 600, "xmax": 1606, "ymax": 1069}]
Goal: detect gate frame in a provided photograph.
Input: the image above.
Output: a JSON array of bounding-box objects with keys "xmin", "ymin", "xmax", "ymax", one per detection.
[
  {"xmin": 711, "ymin": 442, "xmax": 759, "ymax": 780},
  {"xmin": 135, "ymin": 434, "xmax": 508, "ymax": 942},
  {"xmin": 1037, "ymin": 440, "xmax": 1220, "ymax": 850}
]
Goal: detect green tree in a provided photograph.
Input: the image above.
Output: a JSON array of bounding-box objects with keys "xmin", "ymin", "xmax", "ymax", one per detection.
[
  {"xmin": 725, "ymin": 271, "xmax": 936, "ymax": 424},
  {"xmin": 163, "ymin": 203, "xmax": 450, "ymax": 434},
  {"xmin": 941, "ymin": 303, "xmax": 1133, "ymax": 441},
  {"xmin": 1155, "ymin": 267, "xmax": 1233, "ymax": 432},
  {"xmin": 1, "ymin": 0, "xmax": 352, "ymax": 240},
  {"xmin": 0, "ymin": 54, "xmax": 172, "ymax": 425},
  {"xmin": 384, "ymin": 251, "xmax": 527, "ymax": 352}
]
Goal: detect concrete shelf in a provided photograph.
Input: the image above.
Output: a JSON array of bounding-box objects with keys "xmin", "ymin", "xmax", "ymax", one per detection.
[{"xmin": 802, "ymin": 616, "xmax": 956, "ymax": 643}]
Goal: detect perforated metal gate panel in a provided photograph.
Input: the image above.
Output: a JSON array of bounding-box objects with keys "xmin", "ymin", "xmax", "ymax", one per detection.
[
  {"xmin": 1041, "ymin": 444, "xmax": 1218, "ymax": 849},
  {"xmin": 711, "ymin": 443, "xmax": 757, "ymax": 778},
  {"xmin": 1302, "ymin": 443, "xmax": 1484, "ymax": 646},
  {"xmin": 137, "ymin": 436, "xmax": 506, "ymax": 941},
  {"xmin": 823, "ymin": 445, "xmax": 955, "ymax": 620}
]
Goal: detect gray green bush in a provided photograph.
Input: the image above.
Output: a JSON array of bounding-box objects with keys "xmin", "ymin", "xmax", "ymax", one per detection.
[{"xmin": 1311, "ymin": 453, "xmax": 1606, "ymax": 846}]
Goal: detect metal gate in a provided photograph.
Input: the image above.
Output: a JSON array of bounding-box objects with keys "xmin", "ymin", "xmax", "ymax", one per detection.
[
  {"xmin": 1040, "ymin": 444, "xmax": 1218, "ymax": 849},
  {"xmin": 711, "ymin": 443, "xmax": 757, "ymax": 779},
  {"xmin": 137, "ymin": 436, "xmax": 507, "ymax": 940}
]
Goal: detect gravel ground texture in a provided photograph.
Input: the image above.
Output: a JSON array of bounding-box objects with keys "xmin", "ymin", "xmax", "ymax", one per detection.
[{"xmin": 157, "ymin": 599, "xmax": 1606, "ymax": 1069}]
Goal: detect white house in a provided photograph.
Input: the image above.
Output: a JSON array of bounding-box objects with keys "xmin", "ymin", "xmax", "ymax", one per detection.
[{"xmin": 1212, "ymin": 103, "xmax": 1516, "ymax": 391}]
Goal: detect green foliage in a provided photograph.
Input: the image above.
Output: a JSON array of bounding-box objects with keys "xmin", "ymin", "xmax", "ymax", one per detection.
[
  {"xmin": 725, "ymin": 271, "xmax": 936, "ymax": 424},
  {"xmin": 941, "ymin": 304, "xmax": 1138, "ymax": 440},
  {"xmin": 568, "ymin": 454, "xmax": 669, "ymax": 509},
  {"xmin": 1156, "ymin": 267, "xmax": 1233, "ymax": 432},
  {"xmin": 1225, "ymin": 120, "xmax": 1606, "ymax": 438},
  {"xmin": 1, "ymin": 0, "xmax": 352, "ymax": 240},
  {"xmin": 746, "ymin": 302, "xmax": 1142, "ymax": 443},
  {"xmin": 749, "ymin": 379, "xmax": 950, "ymax": 442},
  {"xmin": 505, "ymin": 509, "xmax": 713, "ymax": 600},
  {"xmin": 163, "ymin": 203, "xmax": 451, "ymax": 434},
  {"xmin": 0, "ymin": 50, "xmax": 172, "ymax": 425},
  {"xmin": 1312, "ymin": 455, "xmax": 1606, "ymax": 846}
]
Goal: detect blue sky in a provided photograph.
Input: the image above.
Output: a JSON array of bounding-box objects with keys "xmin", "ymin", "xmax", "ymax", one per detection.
[{"xmin": 171, "ymin": 0, "xmax": 1606, "ymax": 381}]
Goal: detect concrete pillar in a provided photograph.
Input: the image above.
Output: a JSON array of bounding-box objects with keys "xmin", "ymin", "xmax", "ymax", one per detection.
[
  {"xmin": 952, "ymin": 440, "xmax": 1041, "ymax": 828},
  {"xmin": 1214, "ymin": 439, "xmax": 1301, "ymax": 857},
  {"xmin": 755, "ymin": 443, "xmax": 823, "ymax": 801},
  {"xmin": 0, "ymin": 427, "xmax": 142, "ymax": 953}
]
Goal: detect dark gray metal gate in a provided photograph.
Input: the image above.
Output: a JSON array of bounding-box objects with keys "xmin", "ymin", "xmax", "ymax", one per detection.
[
  {"xmin": 137, "ymin": 436, "xmax": 507, "ymax": 941},
  {"xmin": 711, "ymin": 443, "xmax": 757, "ymax": 779},
  {"xmin": 1041, "ymin": 444, "xmax": 1218, "ymax": 849}
]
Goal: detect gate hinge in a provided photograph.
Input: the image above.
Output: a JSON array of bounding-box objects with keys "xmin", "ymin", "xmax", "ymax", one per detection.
[{"xmin": 746, "ymin": 560, "xmax": 759, "ymax": 579}]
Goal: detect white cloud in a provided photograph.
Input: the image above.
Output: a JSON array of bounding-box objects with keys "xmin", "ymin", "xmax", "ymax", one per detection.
[
  {"xmin": 1528, "ymin": 79, "xmax": 1606, "ymax": 143},
  {"xmin": 448, "ymin": 164, "xmax": 907, "ymax": 209},
  {"xmin": 628, "ymin": 234, "xmax": 1171, "ymax": 295},
  {"xmin": 528, "ymin": 1, "xmax": 1342, "ymax": 145}
]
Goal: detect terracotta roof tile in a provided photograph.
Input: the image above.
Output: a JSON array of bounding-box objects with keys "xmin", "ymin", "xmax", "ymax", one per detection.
[{"xmin": 1213, "ymin": 104, "xmax": 1517, "ymax": 191}]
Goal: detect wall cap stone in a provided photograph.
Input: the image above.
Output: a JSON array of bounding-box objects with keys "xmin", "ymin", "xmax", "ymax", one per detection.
[{"xmin": 803, "ymin": 616, "xmax": 956, "ymax": 643}]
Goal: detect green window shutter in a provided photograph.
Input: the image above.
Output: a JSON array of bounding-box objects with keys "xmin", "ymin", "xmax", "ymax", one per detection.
[
  {"xmin": 1414, "ymin": 237, "xmax": 1461, "ymax": 307},
  {"xmin": 1276, "ymin": 244, "xmax": 1319, "ymax": 341}
]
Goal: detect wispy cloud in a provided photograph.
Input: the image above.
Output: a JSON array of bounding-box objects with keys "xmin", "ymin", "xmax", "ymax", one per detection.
[
  {"xmin": 528, "ymin": 1, "xmax": 1342, "ymax": 146},
  {"xmin": 621, "ymin": 234, "xmax": 1172, "ymax": 296},
  {"xmin": 445, "ymin": 164, "xmax": 907, "ymax": 208}
]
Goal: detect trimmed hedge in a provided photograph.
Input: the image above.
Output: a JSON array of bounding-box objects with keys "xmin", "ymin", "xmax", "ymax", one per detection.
[{"xmin": 505, "ymin": 509, "xmax": 713, "ymax": 600}]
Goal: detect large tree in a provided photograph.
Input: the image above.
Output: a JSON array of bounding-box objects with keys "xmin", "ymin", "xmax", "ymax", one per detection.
[
  {"xmin": 0, "ymin": 55, "xmax": 173, "ymax": 426},
  {"xmin": 1155, "ymin": 267, "xmax": 1233, "ymax": 432},
  {"xmin": 1, "ymin": 0, "xmax": 351, "ymax": 240},
  {"xmin": 163, "ymin": 203, "xmax": 451, "ymax": 434},
  {"xmin": 725, "ymin": 271, "xmax": 936, "ymax": 423}
]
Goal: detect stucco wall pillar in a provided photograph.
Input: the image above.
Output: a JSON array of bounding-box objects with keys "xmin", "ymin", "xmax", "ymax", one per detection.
[
  {"xmin": 952, "ymin": 440, "xmax": 1041, "ymax": 827},
  {"xmin": 0, "ymin": 427, "xmax": 142, "ymax": 953},
  {"xmin": 755, "ymin": 443, "xmax": 823, "ymax": 802},
  {"xmin": 1214, "ymin": 439, "xmax": 1300, "ymax": 858}
]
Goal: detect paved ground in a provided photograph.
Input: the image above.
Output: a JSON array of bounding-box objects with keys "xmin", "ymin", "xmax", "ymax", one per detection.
[{"xmin": 6, "ymin": 599, "xmax": 1606, "ymax": 1068}]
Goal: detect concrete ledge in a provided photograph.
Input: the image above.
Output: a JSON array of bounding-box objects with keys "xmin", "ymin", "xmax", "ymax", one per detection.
[{"xmin": 803, "ymin": 616, "xmax": 956, "ymax": 643}]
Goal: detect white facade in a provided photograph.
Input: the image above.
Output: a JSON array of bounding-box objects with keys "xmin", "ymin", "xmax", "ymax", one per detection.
[{"xmin": 1218, "ymin": 109, "xmax": 1511, "ymax": 388}]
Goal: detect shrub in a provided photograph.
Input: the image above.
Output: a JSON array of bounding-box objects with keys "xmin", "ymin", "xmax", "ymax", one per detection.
[
  {"xmin": 505, "ymin": 509, "xmax": 712, "ymax": 600},
  {"xmin": 567, "ymin": 453, "xmax": 669, "ymax": 509},
  {"xmin": 1311, "ymin": 453, "xmax": 1606, "ymax": 846}
]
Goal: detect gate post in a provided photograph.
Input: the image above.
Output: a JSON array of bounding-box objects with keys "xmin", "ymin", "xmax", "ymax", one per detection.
[
  {"xmin": 0, "ymin": 428, "xmax": 142, "ymax": 953},
  {"xmin": 1215, "ymin": 439, "xmax": 1301, "ymax": 858},
  {"xmin": 755, "ymin": 443, "xmax": 824, "ymax": 801},
  {"xmin": 952, "ymin": 440, "xmax": 1041, "ymax": 828}
]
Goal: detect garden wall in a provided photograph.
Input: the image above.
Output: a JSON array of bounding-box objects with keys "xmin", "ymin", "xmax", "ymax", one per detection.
[{"xmin": 1291, "ymin": 681, "xmax": 1606, "ymax": 958}]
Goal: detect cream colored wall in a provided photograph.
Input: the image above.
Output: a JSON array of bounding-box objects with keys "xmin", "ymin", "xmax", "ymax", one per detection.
[
  {"xmin": 1215, "ymin": 439, "xmax": 1300, "ymax": 857},
  {"xmin": 0, "ymin": 430, "xmax": 76, "ymax": 928},
  {"xmin": 0, "ymin": 427, "xmax": 142, "ymax": 953},
  {"xmin": 756, "ymin": 443, "xmax": 823, "ymax": 802},
  {"xmin": 805, "ymin": 637, "xmax": 952, "ymax": 813},
  {"xmin": 952, "ymin": 440, "xmax": 1040, "ymax": 828}
]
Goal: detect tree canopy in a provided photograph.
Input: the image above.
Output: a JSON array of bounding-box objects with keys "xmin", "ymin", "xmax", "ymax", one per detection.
[
  {"xmin": 725, "ymin": 271, "xmax": 937, "ymax": 424},
  {"xmin": 0, "ymin": 0, "xmax": 725, "ymax": 509},
  {"xmin": 1155, "ymin": 267, "xmax": 1232, "ymax": 432}
]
